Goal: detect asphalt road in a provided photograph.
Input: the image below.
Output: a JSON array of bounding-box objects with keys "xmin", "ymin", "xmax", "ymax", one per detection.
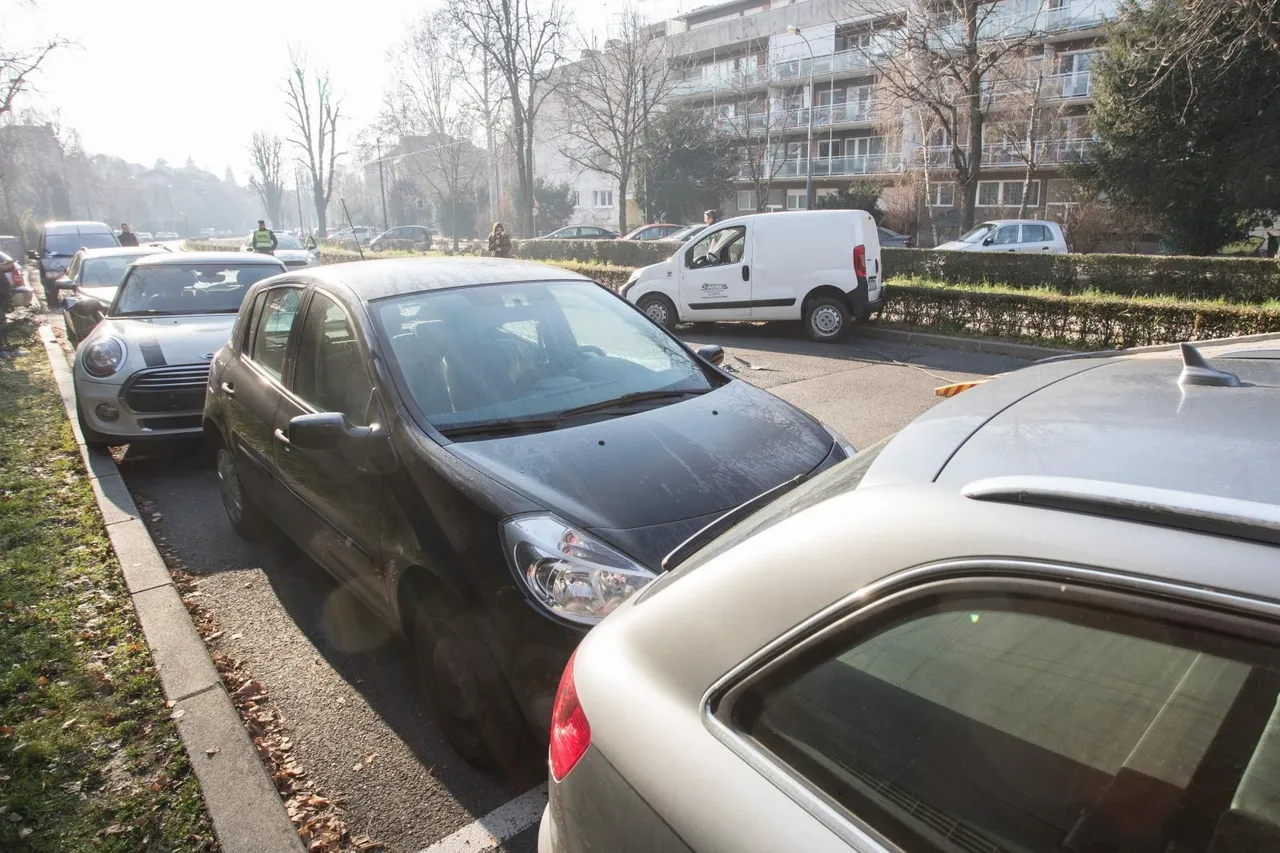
[{"xmin": 110, "ymin": 325, "xmax": 1025, "ymax": 853}]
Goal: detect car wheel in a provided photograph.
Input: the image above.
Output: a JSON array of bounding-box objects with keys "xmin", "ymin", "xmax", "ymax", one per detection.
[
  {"xmin": 804, "ymin": 296, "xmax": 850, "ymax": 343},
  {"xmin": 413, "ymin": 597, "xmax": 531, "ymax": 772},
  {"xmin": 637, "ymin": 294, "xmax": 677, "ymax": 331},
  {"xmin": 215, "ymin": 445, "xmax": 267, "ymax": 539},
  {"xmin": 76, "ymin": 405, "xmax": 113, "ymax": 451}
]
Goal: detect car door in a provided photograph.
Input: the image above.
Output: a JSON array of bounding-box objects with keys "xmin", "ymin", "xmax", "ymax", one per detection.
[
  {"xmin": 1019, "ymin": 222, "xmax": 1056, "ymax": 253},
  {"xmin": 270, "ymin": 289, "xmax": 384, "ymax": 597},
  {"xmin": 221, "ymin": 283, "xmax": 306, "ymax": 508},
  {"xmin": 990, "ymin": 223, "xmax": 1020, "ymax": 252},
  {"xmin": 713, "ymin": 570, "xmax": 1280, "ymax": 853},
  {"xmin": 678, "ymin": 223, "xmax": 752, "ymax": 321}
]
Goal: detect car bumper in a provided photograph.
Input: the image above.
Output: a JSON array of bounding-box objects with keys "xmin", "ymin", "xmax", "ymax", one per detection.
[
  {"xmin": 849, "ymin": 275, "xmax": 884, "ymax": 319},
  {"xmin": 75, "ymin": 377, "xmax": 204, "ymax": 440}
]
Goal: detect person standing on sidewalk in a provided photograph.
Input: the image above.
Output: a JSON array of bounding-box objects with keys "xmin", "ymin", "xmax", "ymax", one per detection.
[
  {"xmin": 251, "ymin": 220, "xmax": 278, "ymax": 255},
  {"xmin": 704, "ymin": 209, "xmax": 720, "ymax": 227},
  {"xmin": 487, "ymin": 222, "xmax": 513, "ymax": 258},
  {"xmin": 118, "ymin": 223, "xmax": 139, "ymax": 247}
]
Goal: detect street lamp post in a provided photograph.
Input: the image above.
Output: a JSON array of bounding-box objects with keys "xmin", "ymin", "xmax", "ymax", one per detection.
[{"xmin": 788, "ymin": 25, "xmax": 816, "ymax": 210}]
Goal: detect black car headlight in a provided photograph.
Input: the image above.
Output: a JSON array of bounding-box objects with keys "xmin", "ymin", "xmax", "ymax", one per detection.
[{"xmin": 502, "ymin": 514, "xmax": 656, "ymax": 625}]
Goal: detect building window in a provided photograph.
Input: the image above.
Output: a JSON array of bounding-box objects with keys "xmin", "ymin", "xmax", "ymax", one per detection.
[
  {"xmin": 591, "ymin": 189, "xmax": 613, "ymax": 208},
  {"xmin": 977, "ymin": 180, "xmax": 1041, "ymax": 207},
  {"xmin": 926, "ymin": 127, "xmax": 949, "ymax": 148},
  {"xmin": 571, "ymin": 191, "xmax": 580, "ymax": 208},
  {"xmin": 786, "ymin": 189, "xmax": 807, "ymax": 210},
  {"xmin": 737, "ymin": 190, "xmax": 758, "ymax": 211},
  {"xmin": 929, "ymin": 182, "xmax": 955, "ymax": 207}
]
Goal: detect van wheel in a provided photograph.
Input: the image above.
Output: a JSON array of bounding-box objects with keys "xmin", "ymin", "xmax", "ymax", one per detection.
[
  {"xmin": 637, "ymin": 294, "xmax": 677, "ymax": 331},
  {"xmin": 215, "ymin": 445, "xmax": 267, "ymax": 539},
  {"xmin": 804, "ymin": 296, "xmax": 850, "ymax": 343},
  {"xmin": 413, "ymin": 597, "xmax": 532, "ymax": 772}
]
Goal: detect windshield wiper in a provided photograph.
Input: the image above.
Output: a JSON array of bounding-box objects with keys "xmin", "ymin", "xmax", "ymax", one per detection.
[
  {"xmin": 662, "ymin": 473, "xmax": 807, "ymax": 572},
  {"xmin": 555, "ymin": 389, "xmax": 708, "ymax": 420}
]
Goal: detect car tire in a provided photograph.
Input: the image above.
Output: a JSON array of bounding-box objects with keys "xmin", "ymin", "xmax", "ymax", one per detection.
[
  {"xmin": 76, "ymin": 405, "xmax": 113, "ymax": 451},
  {"xmin": 215, "ymin": 445, "xmax": 267, "ymax": 540},
  {"xmin": 637, "ymin": 294, "xmax": 677, "ymax": 331},
  {"xmin": 413, "ymin": 596, "xmax": 531, "ymax": 772},
  {"xmin": 804, "ymin": 295, "xmax": 850, "ymax": 343}
]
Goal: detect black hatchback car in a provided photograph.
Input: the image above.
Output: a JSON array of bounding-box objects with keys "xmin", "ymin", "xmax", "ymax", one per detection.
[{"xmin": 202, "ymin": 257, "xmax": 850, "ymax": 767}]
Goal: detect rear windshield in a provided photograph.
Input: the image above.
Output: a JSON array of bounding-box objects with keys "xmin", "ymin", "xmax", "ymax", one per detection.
[
  {"xmin": 45, "ymin": 230, "xmax": 117, "ymax": 255},
  {"xmin": 82, "ymin": 254, "xmax": 152, "ymax": 287},
  {"xmin": 113, "ymin": 263, "xmax": 278, "ymax": 316}
]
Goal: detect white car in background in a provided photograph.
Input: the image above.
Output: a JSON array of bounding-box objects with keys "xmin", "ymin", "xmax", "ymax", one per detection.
[
  {"xmin": 936, "ymin": 219, "xmax": 1068, "ymax": 253},
  {"xmin": 71, "ymin": 252, "xmax": 285, "ymax": 448}
]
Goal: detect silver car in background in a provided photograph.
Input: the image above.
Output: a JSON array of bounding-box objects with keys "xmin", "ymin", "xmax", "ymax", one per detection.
[{"xmin": 540, "ymin": 340, "xmax": 1280, "ymax": 853}]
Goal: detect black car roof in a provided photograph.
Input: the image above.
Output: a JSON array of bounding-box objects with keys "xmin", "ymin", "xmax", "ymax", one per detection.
[
  {"xmin": 305, "ymin": 257, "xmax": 593, "ymax": 301},
  {"xmin": 79, "ymin": 246, "xmax": 169, "ymax": 259}
]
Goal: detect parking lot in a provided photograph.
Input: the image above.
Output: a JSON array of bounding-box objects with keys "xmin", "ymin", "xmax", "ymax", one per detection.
[{"xmin": 110, "ymin": 326, "xmax": 1026, "ymax": 853}]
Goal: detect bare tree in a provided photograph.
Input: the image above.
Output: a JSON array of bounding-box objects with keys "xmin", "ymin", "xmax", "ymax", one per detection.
[
  {"xmin": 384, "ymin": 13, "xmax": 486, "ymax": 250},
  {"xmin": 284, "ymin": 51, "xmax": 343, "ymax": 236},
  {"xmin": 248, "ymin": 132, "xmax": 285, "ymax": 227},
  {"xmin": 714, "ymin": 50, "xmax": 791, "ymax": 213},
  {"xmin": 982, "ymin": 60, "xmax": 1072, "ymax": 218},
  {"xmin": 861, "ymin": 0, "xmax": 1044, "ymax": 229},
  {"xmin": 551, "ymin": 10, "xmax": 677, "ymax": 233},
  {"xmin": 447, "ymin": 0, "xmax": 563, "ymax": 236},
  {"xmin": 1, "ymin": 37, "xmax": 67, "ymax": 122}
]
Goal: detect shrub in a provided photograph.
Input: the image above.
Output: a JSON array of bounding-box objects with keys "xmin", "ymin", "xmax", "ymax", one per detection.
[
  {"xmin": 515, "ymin": 238, "xmax": 677, "ymax": 268},
  {"xmin": 882, "ymin": 247, "xmax": 1280, "ymax": 304},
  {"xmin": 882, "ymin": 282, "xmax": 1280, "ymax": 349}
]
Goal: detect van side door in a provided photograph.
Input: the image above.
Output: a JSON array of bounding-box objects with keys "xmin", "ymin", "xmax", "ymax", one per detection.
[{"xmin": 677, "ymin": 223, "xmax": 752, "ymax": 321}]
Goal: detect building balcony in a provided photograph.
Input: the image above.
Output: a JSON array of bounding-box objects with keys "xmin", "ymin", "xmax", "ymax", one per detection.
[
  {"xmin": 672, "ymin": 66, "xmax": 769, "ymax": 97},
  {"xmin": 771, "ymin": 47, "xmax": 880, "ymax": 84},
  {"xmin": 711, "ymin": 101, "xmax": 878, "ymax": 136},
  {"xmin": 921, "ymin": 138, "xmax": 1093, "ymax": 168},
  {"xmin": 737, "ymin": 152, "xmax": 903, "ymax": 179},
  {"xmin": 932, "ymin": 0, "xmax": 1117, "ymax": 45},
  {"xmin": 1044, "ymin": 71, "xmax": 1092, "ymax": 99}
]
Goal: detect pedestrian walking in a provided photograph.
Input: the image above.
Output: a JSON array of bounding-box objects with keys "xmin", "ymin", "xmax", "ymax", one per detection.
[
  {"xmin": 704, "ymin": 209, "xmax": 720, "ymax": 227},
  {"xmin": 487, "ymin": 222, "xmax": 513, "ymax": 258},
  {"xmin": 118, "ymin": 223, "xmax": 139, "ymax": 247},
  {"xmin": 251, "ymin": 220, "xmax": 278, "ymax": 255}
]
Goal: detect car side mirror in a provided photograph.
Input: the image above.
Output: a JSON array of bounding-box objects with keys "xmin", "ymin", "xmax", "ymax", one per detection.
[
  {"xmin": 69, "ymin": 297, "xmax": 106, "ymax": 319},
  {"xmin": 286, "ymin": 412, "xmax": 374, "ymax": 451},
  {"xmin": 982, "ymin": 236, "xmax": 995, "ymax": 246},
  {"xmin": 696, "ymin": 344, "xmax": 725, "ymax": 366},
  {"xmin": 56, "ymin": 277, "xmax": 76, "ymax": 290}
]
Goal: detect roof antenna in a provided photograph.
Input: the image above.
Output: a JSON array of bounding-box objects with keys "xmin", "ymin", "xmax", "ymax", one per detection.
[{"xmin": 1179, "ymin": 342, "xmax": 1240, "ymax": 388}]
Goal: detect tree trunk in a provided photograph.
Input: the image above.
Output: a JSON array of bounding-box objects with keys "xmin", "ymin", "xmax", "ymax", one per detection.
[
  {"xmin": 961, "ymin": 0, "xmax": 983, "ymax": 232},
  {"xmin": 617, "ymin": 169, "xmax": 630, "ymax": 234},
  {"xmin": 523, "ymin": 117, "xmax": 537, "ymax": 237},
  {"xmin": 313, "ymin": 177, "xmax": 327, "ymax": 237}
]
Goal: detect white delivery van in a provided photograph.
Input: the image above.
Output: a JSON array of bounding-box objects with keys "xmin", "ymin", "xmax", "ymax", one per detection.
[{"xmin": 620, "ymin": 209, "xmax": 882, "ymax": 342}]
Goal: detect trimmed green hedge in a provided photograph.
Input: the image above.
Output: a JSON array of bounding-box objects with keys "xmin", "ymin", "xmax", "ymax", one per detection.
[
  {"xmin": 515, "ymin": 238, "xmax": 677, "ymax": 268},
  {"xmin": 882, "ymin": 282, "xmax": 1280, "ymax": 349},
  {"xmin": 882, "ymin": 247, "xmax": 1280, "ymax": 304}
]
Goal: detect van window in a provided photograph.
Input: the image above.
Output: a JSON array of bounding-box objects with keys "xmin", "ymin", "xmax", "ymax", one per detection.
[{"xmin": 685, "ymin": 226, "xmax": 746, "ymax": 269}]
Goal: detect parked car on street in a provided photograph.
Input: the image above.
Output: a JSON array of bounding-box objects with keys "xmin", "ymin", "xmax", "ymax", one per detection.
[
  {"xmin": 71, "ymin": 252, "xmax": 285, "ymax": 447},
  {"xmin": 330, "ymin": 226, "xmax": 377, "ymax": 246},
  {"xmin": 540, "ymin": 339, "xmax": 1280, "ymax": 853},
  {"xmin": 542, "ymin": 226, "xmax": 618, "ymax": 240},
  {"xmin": 203, "ymin": 256, "xmax": 853, "ymax": 768},
  {"xmin": 29, "ymin": 220, "xmax": 119, "ymax": 306},
  {"xmin": 1, "ymin": 237, "xmax": 34, "ymax": 307},
  {"xmin": 240, "ymin": 232, "xmax": 320, "ymax": 269},
  {"xmin": 935, "ymin": 219, "xmax": 1068, "ymax": 253},
  {"xmin": 370, "ymin": 225, "xmax": 433, "ymax": 252},
  {"xmin": 0, "ymin": 250, "xmax": 34, "ymax": 309},
  {"xmin": 666, "ymin": 224, "xmax": 706, "ymax": 243},
  {"xmin": 57, "ymin": 246, "xmax": 168, "ymax": 343},
  {"xmin": 136, "ymin": 231, "xmax": 154, "ymax": 241},
  {"xmin": 621, "ymin": 223, "xmax": 685, "ymax": 241},
  {"xmin": 623, "ymin": 210, "xmax": 883, "ymax": 342},
  {"xmin": 876, "ymin": 225, "xmax": 911, "ymax": 248}
]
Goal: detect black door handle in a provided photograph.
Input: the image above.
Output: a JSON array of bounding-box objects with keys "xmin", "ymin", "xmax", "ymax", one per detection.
[
  {"xmin": 220, "ymin": 381, "xmax": 235, "ymax": 397},
  {"xmin": 741, "ymin": 265, "xmax": 750, "ymax": 281}
]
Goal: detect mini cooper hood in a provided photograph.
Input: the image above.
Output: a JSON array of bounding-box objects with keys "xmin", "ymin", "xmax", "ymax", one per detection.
[
  {"xmin": 447, "ymin": 381, "xmax": 833, "ymax": 553},
  {"xmin": 88, "ymin": 314, "xmax": 235, "ymax": 372}
]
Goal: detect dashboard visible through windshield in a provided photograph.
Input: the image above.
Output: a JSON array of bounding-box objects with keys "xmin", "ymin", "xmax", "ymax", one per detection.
[{"xmin": 375, "ymin": 281, "xmax": 719, "ymax": 435}]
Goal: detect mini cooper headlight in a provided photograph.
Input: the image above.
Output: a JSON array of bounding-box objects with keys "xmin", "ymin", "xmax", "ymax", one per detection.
[{"xmin": 83, "ymin": 337, "xmax": 125, "ymax": 378}]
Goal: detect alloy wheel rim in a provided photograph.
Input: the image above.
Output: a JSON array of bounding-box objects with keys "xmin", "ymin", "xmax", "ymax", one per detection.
[
  {"xmin": 216, "ymin": 449, "xmax": 243, "ymax": 524},
  {"xmin": 813, "ymin": 306, "xmax": 842, "ymax": 335}
]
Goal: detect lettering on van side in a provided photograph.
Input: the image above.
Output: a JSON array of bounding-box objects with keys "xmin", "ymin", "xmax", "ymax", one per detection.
[{"xmin": 701, "ymin": 282, "xmax": 728, "ymax": 299}]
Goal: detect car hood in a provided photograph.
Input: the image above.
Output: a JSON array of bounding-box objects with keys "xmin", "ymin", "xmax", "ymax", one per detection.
[
  {"xmin": 632, "ymin": 257, "xmax": 675, "ymax": 284},
  {"xmin": 935, "ymin": 240, "xmax": 976, "ymax": 251},
  {"xmin": 447, "ymin": 381, "xmax": 833, "ymax": 558},
  {"xmin": 87, "ymin": 314, "xmax": 235, "ymax": 373},
  {"xmin": 274, "ymin": 249, "xmax": 314, "ymax": 262}
]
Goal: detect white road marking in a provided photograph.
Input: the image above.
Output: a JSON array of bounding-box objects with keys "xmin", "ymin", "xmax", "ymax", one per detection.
[{"xmin": 419, "ymin": 784, "xmax": 548, "ymax": 853}]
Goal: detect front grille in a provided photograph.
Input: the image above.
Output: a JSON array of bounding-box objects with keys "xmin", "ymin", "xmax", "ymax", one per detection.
[
  {"xmin": 138, "ymin": 414, "xmax": 203, "ymax": 431},
  {"xmin": 283, "ymin": 259, "xmax": 310, "ymax": 268},
  {"xmin": 123, "ymin": 364, "xmax": 210, "ymax": 414}
]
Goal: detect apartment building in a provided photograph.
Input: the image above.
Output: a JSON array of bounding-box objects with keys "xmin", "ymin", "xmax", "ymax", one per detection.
[{"xmin": 534, "ymin": 0, "xmax": 1112, "ymax": 240}]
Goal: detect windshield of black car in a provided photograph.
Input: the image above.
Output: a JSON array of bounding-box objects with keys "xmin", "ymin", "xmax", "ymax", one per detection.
[
  {"xmin": 112, "ymin": 264, "xmax": 277, "ymax": 316},
  {"xmin": 375, "ymin": 281, "xmax": 717, "ymax": 433},
  {"xmin": 46, "ymin": 231, "xmax": 117, "ymax": 255},
  {"xmin": 82, "ymin": 254, "xmax": 151, "ymax": 287},
  {"xmin": 959, "ymin": 223, "xmax": 998, "ymax": 243}
]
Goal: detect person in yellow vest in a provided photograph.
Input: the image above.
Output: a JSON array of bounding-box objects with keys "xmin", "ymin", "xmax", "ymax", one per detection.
[{"xmin": 251, "ymin": 220, "xmax": 278, "ymax": 254}]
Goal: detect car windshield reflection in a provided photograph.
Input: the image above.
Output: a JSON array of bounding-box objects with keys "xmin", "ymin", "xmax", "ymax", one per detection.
[
  {"xmin": 375, "ymin": 281, "xmax": 716, "ymax": 435},
  {"xmin": 113, "ymin": 264, "xmax": 277, "ymax": 316}
]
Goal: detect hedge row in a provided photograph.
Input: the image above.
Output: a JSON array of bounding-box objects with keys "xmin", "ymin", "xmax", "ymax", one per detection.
[
  {"xmin": 515, "ymin": 238, "xmax": 676, "ymax": 268},
  {"xmin": 881, "ymin": 282, "xmax": 1280, "ymax": 349},
  {"xmin": 882, "ymin": 248, "xmax": 1280, "ymax": 304}
]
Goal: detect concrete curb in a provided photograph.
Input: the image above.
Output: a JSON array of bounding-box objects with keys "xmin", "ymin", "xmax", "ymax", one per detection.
[
  {"xmin": 37, "ymin": 326, "xmax": 304, "ymax": 853},
  {"xmin": 859, "ymin": 325, "xmax": 1073, "ymax": 360}
]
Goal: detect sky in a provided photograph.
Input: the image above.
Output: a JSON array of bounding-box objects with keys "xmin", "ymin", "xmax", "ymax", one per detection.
[{"xmin": 8, "ymin": 0, "xmax": 690, "ymax": 180}]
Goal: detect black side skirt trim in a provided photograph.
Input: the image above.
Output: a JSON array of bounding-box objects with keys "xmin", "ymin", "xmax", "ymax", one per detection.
[{"xmin": 686, "ymin": 298, "xmax": 796, "ymax": 311}]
